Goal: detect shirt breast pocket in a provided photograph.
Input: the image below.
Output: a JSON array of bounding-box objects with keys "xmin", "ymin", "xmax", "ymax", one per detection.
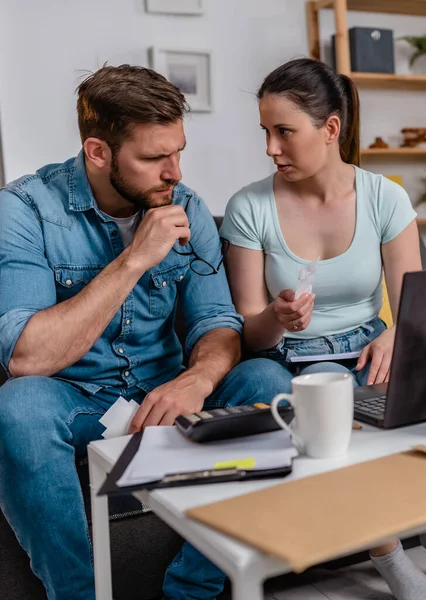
[
  {"xmin": 54, "ymin": 265, "xmax": 104, "ymax": 303},
  {"xmin": 149, "ymin": 264, "xmax": 188, "ymax": 317}
]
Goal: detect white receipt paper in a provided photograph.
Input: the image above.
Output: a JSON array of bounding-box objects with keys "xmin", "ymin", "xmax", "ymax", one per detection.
[
  {"xmin": 117, "ymin": 426, "xmax": 297, "ymax": 488},
  {"xmin": 99, "ymin": 396, "xmax": 139, "ymax": 439},
  {"xmin": 294, "ymin": 257, "xmax": 319, "ymax": 300}
]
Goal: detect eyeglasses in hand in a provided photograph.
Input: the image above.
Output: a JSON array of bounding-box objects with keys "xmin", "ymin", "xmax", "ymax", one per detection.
[{"xmin": 172, "ymin": 195, "xmax": 229, "ymax": 276}]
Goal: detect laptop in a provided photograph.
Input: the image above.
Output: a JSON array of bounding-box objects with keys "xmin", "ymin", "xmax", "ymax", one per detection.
[{"xmin": 354, "ymin": 270, "xmax": 426, "ymax": 428}]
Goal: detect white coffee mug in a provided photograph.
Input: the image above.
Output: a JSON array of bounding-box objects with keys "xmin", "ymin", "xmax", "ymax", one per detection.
[{"xmin": 270, "ymin": 372, "xmax": 354, "ymax": 458}]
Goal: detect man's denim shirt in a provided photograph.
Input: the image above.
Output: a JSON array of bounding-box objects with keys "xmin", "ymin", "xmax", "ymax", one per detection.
[{"xmin": 0, "ymin": 151, "xmax": 243, "ymax": 395}]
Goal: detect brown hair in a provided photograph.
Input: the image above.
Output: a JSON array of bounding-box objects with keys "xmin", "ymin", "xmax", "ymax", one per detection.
[
  {"xmin": 76, "ymin": 64, "xmax": 189, "ymax": 151},
  {"xmin": 257, "ymin": 58, "xmax": 360, "ymax": 166}
]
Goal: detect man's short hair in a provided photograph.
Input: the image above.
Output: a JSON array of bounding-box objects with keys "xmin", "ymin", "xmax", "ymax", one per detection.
[{"xmin": 76, "ymin": 64, "xmax": 189, "ymax": 151}]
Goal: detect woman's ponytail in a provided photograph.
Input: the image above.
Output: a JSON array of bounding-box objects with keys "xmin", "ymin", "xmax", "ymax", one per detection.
[{"xmin": 339, "ymin": 74, "xmax": 360, "ymax": 167}]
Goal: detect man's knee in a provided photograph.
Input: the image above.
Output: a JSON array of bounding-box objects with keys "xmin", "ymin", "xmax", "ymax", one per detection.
[
  {"xmin": 0, "ymin": 376, "xmax": 61, "ymax": 439},
  {"xmin": 229, "ymin": 358, "xmax": 292, "ymax": 400}
]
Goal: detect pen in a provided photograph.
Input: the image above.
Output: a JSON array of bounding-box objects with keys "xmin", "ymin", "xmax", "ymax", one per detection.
[{"xmin": 162, "ymin": 468, "xmax": 242, "ymax": 484}]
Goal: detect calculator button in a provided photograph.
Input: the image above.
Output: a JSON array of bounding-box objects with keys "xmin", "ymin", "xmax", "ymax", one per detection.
[
  {"xmin": 196, "ymin": 411, "xmax": 214, "ymax": 419},
  {"xmin": 226, "ymin": 406, "xmax": 243, "ymax": 414},
  {"xmin": 210, "ymin": 409, "xmax": 229, "ymax": 416},
  {"xmin": 185, "ymin": 414, "xmax": 201, "ymax": 423}
]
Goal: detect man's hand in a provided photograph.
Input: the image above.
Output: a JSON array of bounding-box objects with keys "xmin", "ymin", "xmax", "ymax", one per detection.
[
  {"xmin": 356, "ymin": 327, "xmax": 396, "ymax": 385},
  {"xmin": 128, "ymin": 370, "xmax": 213, "ymax": 432},
  {"xmin": 125, "ymin": 205, "xmax": 191, "ymax": 272},
  {"xmin": 273, "ymin": 289, "xmax": 315, "ymax": 333}
]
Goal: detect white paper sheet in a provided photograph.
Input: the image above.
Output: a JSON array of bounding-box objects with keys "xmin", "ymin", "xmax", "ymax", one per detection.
[
  {"xmin": 289, "ymin": 351, "xmax": 361, "ymax": 363},
  {"xmin": 117, "ymin": 426, "xmax": 297, "ymax": 487}
]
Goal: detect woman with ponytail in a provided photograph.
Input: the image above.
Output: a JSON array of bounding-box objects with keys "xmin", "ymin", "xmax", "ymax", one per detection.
[
  {"xmin": 222, "ymin": 57, "xmax": 420, "ymax": 386},
  {"xmin": 221, "ymin": 58, "xmax": 424, "ymax": 600}
]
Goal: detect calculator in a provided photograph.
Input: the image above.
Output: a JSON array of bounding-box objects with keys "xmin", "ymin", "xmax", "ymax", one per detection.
[{"xmin": 175, "ymin": 403, "xmax": 294, "ymax": 443}]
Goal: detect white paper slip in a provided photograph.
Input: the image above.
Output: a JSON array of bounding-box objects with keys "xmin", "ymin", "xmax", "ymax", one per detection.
[
  {"xmin": 99, "ymin": 396, "xmax": 139, "ymax": 439},
  {"xmin": 294, "ymin": 256, "xmax": 320, "ymax": 300},
  {"xmin": 117, "ymin": 426, "xmax": 297, "ymax": 488},
  {"xmin": 289, "ymin": 350, "xmax": 361, "ymax": 363}
]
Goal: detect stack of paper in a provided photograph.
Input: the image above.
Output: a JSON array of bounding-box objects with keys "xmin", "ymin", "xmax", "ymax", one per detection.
[{"xmin": 117, "ymin": 426, "xmax": 297, "ymax": 488}]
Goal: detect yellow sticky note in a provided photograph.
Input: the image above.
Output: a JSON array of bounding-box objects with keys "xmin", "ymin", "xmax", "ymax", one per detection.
[{"xmin": 214, "ymin": 457, "xmax": 256, "ymax": 470}]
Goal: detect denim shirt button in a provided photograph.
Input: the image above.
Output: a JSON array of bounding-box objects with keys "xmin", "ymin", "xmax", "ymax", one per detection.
[
  {"xmin": 125, "ymin": 319, "xmax": 130, "ymax": 325},
  {"xmin": 111, "ymin": 230, "xmax": 118, "ymax": 237},
  {"xmin": 65, "ymin": 279, "xmax": 72, "ymax": 286},
  {"xmin": 162, "ymin": 281, "xmax": 167, "ymax": 287},
  {"xmin": 179, "ymin": 275, "xmax": 184, "ymax": 281},
  {"xmin": 118, "ymin": 348, "xmax": 124, "ymax": 354},
  {"xmin": 124, "ymin": 370, "xmax": 130, "ymax": 377}
]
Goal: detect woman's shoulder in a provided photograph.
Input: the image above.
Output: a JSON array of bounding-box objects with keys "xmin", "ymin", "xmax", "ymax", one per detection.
[
  {"xmin": 355, "ymin": 166, "xmax": 406, "ymax": 200},
  {"xmin": 229, "ymin": 174, "xmax": 273, "ymax": 204},
  {"xmin": 355, "ymin": 166, "xmax": 416, "ymax": 242},
  {"xmin": 221, "ymin": 175, "xmax": 275, "ymax": 248},
  {"xmin": 226, "ymin": 174, "xmax": 274, "ymax": 217}
]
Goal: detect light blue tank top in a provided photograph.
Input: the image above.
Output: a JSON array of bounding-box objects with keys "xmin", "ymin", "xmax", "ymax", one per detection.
[{"xmin": 220, "ymin": 167, "xmax": 417, "ymax": 339}]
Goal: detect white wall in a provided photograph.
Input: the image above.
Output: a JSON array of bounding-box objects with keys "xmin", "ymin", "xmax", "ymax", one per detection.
[{"xmin": 1, "ymin": 0, "xmax": 426, "ymax": 213}]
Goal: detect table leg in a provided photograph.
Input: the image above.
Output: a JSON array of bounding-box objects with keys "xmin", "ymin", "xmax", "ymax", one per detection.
[
  {"xmin": 231, "ymin": 573, "xmax": 264, "ymax": 600},
  {"xmin": 88, "ymin": 446, "xmax": 113, "ymax": 600}
]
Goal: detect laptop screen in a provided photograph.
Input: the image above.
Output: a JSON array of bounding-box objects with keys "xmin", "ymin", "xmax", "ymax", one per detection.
[{"xmin": 385, "ymin": 271, "xmax": 426, "ymax": 427}]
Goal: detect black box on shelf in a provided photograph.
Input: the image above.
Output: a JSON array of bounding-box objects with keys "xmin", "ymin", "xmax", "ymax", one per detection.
[{"xmin": 332, "ymin": 27, "xmax": 395, "ymax": 74}]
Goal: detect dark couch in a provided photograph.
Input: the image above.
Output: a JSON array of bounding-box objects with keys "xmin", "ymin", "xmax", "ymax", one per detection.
[{"xmin": 2, "ymin": 217, "xmax": 426, "ymax": 600}]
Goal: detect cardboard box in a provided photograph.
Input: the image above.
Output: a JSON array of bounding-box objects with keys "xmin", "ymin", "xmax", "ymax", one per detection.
[{"xmin": 187, "ymin": 449, "xmax": 426, "ymax": 573}]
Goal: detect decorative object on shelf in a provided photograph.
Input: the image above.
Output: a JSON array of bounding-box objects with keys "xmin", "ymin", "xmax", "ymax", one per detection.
[
  {"xmin": 386, "ymin": 175, "xmax": 403, "ymax": 186},
  {"xmin": 145, "ymin": 0, "xmax": 205, "ymax": 15},
  {"xmin": 398, "ymin": 35, "xmax": 426, "ymax": 67},
  {"xmin": 149, "ymin": 47, "xmax": 212, "ymax": 112},
  {"xmin": 400, "ymin": 128, "xmax": 426, "ymax": 147},
  {"xmin": 369, "ymin": 137, "xmax": 389, "ymax": 149},
  {"xmin": 332, "ymin": 27, "xmax": 395, "ymax": 74}
]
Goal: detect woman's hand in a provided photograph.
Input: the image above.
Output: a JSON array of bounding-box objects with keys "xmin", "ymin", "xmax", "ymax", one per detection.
[
  {"xmin": 356, "ymin": 327, "xmax": 396, "ymax": 385},
  {"xmin": 272, "ymin": 289, "xmax": 315, "ymax": 333}
]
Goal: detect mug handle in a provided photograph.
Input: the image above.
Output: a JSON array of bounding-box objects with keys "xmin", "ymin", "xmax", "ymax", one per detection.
[{"xmin": 270, "ymin": 393, "xmax": 303, "ymax": 452}]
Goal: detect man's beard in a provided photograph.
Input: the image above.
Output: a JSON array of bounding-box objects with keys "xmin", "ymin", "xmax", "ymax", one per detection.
[{"xmin": 109, "ymin": 154, "xmax": 178, "ymax": 210}]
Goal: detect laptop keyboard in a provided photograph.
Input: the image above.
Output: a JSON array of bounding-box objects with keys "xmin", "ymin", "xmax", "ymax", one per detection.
[{"xmin": 354, "ymin": 395, "xmax": 386, "ymax": 418}]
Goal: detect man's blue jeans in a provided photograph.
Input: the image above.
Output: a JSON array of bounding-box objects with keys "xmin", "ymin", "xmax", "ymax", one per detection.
[{"xmin": 0, "ymin": 358, "xmax": 291, "ymax": 600}]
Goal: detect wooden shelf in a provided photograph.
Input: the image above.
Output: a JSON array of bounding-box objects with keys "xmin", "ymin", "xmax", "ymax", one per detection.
[
  {"xmin": 347, "ymin": 0, "xmax": 426, "ymax": 17},
  {"xmin": 350, "ymin": 72, "xmax": 426, "ymax": 90},
  {"xmin": 417, "ymin": 218, "xmax": 426, "ymax": 225},
  {"xmin": 361, "ymin": 147, "xmax": 426, "ymax": 157},
  {"xmin": 316, "ymin": 0, "xmax": 426, "ymax": 17},
  {"xmin": 307, "ymin": 2, "xmax": 426, "ymax": 85}
]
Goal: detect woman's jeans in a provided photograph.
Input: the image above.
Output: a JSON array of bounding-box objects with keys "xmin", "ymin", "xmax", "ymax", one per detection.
[
  {"xmin": 162, "ymin": 317, "xmax": 387, "ymax": 599},
  {"xmin": 256, "ymin": 316, "xmax": 387, "ymax": 389}
]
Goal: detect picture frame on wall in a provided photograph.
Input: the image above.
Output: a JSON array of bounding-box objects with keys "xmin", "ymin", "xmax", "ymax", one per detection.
[
  {"xmin": 145, "ymin": 0, "xmax": 205, "ymax": 15},
  {"xmin": 149, "ymin": 47, "xmax": 212, "ymax": 112}
]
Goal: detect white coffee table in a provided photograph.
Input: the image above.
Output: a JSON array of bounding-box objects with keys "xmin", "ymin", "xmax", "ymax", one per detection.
[{"xmin": 88, "ymin": 422, "xmax": 426, "ymax": 600}]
